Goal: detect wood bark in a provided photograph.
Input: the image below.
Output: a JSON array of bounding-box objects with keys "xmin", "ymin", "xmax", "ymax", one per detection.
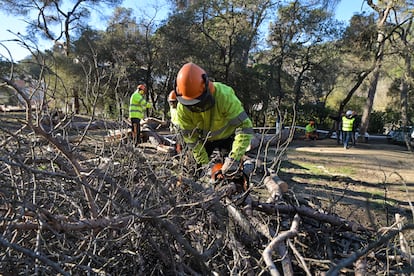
[{"xmin": 360, "ymin": 0, "xmax": 393, "ymax": 137}]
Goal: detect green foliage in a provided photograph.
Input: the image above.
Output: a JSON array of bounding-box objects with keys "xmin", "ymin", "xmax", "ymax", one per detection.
[
  {"xmin": 0, "ymin": 86, "xmax": 19, "ymax": 105},
  {"xmin": 0, "ymin": 59, "xmax": 10, "ymax": 76},
  {"xmin": 341, "ymin": 13, "xmax": 377, "ymax": 60},
  {"xmin": 2, "ymin": 0, "xmax": 412, "ymax": 131},
  {"xmin": 367, "ymin": 111, "xmax": 386, "ymax": 134},
  {"xmin": 295, "ymin": 102, "xmax": 334, "ymax": 129}
]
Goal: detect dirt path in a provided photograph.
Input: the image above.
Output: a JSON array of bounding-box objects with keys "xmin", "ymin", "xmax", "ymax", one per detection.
[{"xmin": 279, "ymin": 138, "xmax": 414, "ymax": 228}]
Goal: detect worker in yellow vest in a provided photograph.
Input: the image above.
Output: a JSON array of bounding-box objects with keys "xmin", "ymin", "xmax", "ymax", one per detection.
[
  {"xmin": 129, "ymin": 84, "xmax": 152, "ymax": 145},
  {"xmin": 305, "ymin": 120, "xmax": 318, "ymax": 140},
  {"xmin": 342, "ymin": 110, "xmax": 355, "ymax": 149},
  {"xmin": 168, "ymin": 90, "xmax": 184, "ymax": 154},
  {"xmin": 174, "ymin": 62, "xmax": 254, "ymax": 177},
  {"xmin": 168, "ymin": 90, "xmax": 179, "ymax": 132}
]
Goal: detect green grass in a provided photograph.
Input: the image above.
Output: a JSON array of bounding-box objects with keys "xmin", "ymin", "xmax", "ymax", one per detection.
[{"xmin": 329, "ymin": 166, "xmax": 356, "ymax": 175}]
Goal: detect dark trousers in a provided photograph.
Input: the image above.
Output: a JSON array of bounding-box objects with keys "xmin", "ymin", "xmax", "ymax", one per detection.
[
  {"xmin": 351, "ymin": 131, "xmax": 356, "ymax": 145},
  {"xmin": 131, "ymin": 118, "xmax": 141, "ymax": 145}
]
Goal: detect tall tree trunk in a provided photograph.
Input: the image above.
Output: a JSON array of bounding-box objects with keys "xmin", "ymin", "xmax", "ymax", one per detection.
[
  {"xmin": 293, "ymin": 70, "xmax": 305, "ymax": 107},
  {"xmin": 339, "ymin": 70, "xmax": 372, "ymax": 115},
  {"xmin": 359, "ymin": 0, "xmax": 393, "ymax": 138},
  {"xmin": 400, "ymin": 17, "xmax": 413, "ymax": 150},
  {"xmin": 401, "ymin": 54, "xmax": 412, "ymax": 151},
  {"xmin": 401, "ymin": 55, "xmax": 410, "ymax": 129},
  {"xmin": 73, "ymin": 88, "xmax": 80, "ymax": 114},
  {"xmin": 359, "ymin": 64, "xmax": 381, "ymax": 136},
  {"xmin": 273, "ymin": 61, "xmax": 283, "ymax": 106}
]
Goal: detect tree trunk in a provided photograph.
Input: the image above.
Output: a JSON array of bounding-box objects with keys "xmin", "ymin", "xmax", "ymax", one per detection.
[
  {"xmin": 359, "ymin": 65, "xmax": 380, "ymax": 137},
  {"xmin": 397, "ymin": 15, "xmax": 413, "ymax": 151},
  {"xmin": 73, "ymin": 88, "xmax": 80, "ymax": 114},
  {"xmin": 401, "ymin": 54, "xmax": 412, "ymax": 151},
  {"xmin": 360, "ymin": 1, "xmax": 393, "ymax": 137}
]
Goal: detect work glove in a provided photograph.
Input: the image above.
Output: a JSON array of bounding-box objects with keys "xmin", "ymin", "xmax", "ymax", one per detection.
[{"xmin": 221, "ymin": 157, "xmax": 241, "ymax": 177}]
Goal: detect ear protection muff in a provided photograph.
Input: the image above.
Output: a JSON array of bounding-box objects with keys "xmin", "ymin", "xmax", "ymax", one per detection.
[
  {"xmin": 202, "ymin": 74, "xmax": 209, "ymax": 94},
  {"xmin": 174, "ymin": 78, "xmax": 178, "ymax": 97}
]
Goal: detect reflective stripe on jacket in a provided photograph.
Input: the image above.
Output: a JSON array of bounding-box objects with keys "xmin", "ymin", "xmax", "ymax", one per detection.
[
  {"xmin": 176, "ymin": 82, "xmax": 254, "ymax": 164},
  {"xmin": 129, "ymin": 90, "xmax": 152, "ymax": 119},
  {"xmin": 342, "ymin": 116, "xmax": 355, "ymax": 131}
]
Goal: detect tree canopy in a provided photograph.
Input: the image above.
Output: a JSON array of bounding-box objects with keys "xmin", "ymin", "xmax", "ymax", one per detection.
[{"xmin": 0, "ymin": 0, "xmax": 413, "ymax": 131}]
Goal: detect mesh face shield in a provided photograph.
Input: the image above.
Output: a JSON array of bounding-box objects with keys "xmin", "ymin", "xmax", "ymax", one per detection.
[{"xmin": 184, "ymin": 92, "xmax": 215, "ymax": 113}]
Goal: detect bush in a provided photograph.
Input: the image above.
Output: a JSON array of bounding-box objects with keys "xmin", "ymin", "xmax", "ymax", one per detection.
[{"xmin": 367, "ymin": 111, "xmax": 385, "ymax": 134}]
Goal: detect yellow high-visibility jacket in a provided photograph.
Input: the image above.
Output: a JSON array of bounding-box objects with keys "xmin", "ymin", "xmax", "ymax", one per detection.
[
  {"xmin": 170, "ymin": 107, "xmax": 178, "ymax": 126},
  {"xmin": 176, "ymin": 82, "xmax": 254, "ymax": 164},
  {"xmin": 129, "ymin": 90, "xmax": 152, "ymax": 119},
  {"xmin": 342, "ymin": 116, "xmax": 355, "ymax": 131},
  {"xmin": 305, "ymin": 124, "xmax": 316, "ymax": 133}
]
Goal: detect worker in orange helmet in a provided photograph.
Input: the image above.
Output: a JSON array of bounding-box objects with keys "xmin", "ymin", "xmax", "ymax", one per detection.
[
  {"xmin": 174, "ymin": 62, "xmax": 254, "ymax": 177},
  {"xmin": 167, "ymin": 89, "xmax": 184, "ymax": 154},
  {"xmin": 129, "ymin": 84, "xmax": 152, "ymax": 145},
  {"xmin": 168, "ymin": 90, "xmax": 179, "ymax": 131}
]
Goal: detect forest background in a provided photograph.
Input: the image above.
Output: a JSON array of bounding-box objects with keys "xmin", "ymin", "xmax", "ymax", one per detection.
[
  {"xmin": 1, "ymin": 0, "xmax": 414, "ymax": 275},
  {"xmin": 0, "ymin": 0, "xmax": 413, "ymax": 136}
]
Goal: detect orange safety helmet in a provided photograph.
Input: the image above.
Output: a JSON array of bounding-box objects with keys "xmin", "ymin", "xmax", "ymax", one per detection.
[
  {"xmin": 175, "ymin": 63, "xmax": 215, "ymax": 105},
  {"xmin": 168, "ymin": 90, "xmax": 177, "ymax": 102},
  {"xmin": 137, "ymin": 84, "xmax": 146, "ymax": 93}
]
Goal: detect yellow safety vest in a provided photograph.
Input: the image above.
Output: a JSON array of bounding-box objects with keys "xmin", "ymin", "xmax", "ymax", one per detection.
[
  {"xmin": 129, "ymin": 91, "xmax": 151, "ymax": 119},
  {"xmin": 342, "ymin": 116, "xmax": 355, "ymax": 131}
]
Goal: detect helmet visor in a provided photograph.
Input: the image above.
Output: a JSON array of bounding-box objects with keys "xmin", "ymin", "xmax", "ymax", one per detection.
[{"xmin": 183, "ymin": 92, "xmax": 215, "ymax": 113}]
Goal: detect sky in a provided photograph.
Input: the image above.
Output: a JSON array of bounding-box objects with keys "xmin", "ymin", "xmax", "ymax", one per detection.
[{"xmin": 0, "ymin": 0, "xmax": 370, "ymax": 62}]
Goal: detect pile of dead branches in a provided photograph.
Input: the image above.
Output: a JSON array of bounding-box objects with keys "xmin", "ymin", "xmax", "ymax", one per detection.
[{"xmin": 1, "ymin": 112, "xmax": 413, "ymax": 275}]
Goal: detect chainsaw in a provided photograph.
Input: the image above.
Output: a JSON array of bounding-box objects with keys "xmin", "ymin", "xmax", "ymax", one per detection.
[{"xmin": 210, "ymin": 162, "xmax": 250, "ymax": 205}]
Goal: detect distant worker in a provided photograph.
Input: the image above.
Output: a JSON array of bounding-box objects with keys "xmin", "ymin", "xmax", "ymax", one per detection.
[
  {"xmin": 129, "ymin": 84, "xmax": 152, "ymax": 145},
  {"xmin": 174, "ymin": 62, "xmax": 254, "ymax": 176},
  {"xmin": 351, "ymin": 111, "xmax": 359, "ymax": 145},
  {"xmin": 305, "ymin": 120, "xmax": 318, "ymax": 140},
  {"xmin": 168, "ymin": 90, "xmax": 179, "ymax": 132},
  {"xmin": 168, "ymin": 90, "xmax": 183, "ymax": 154},
  {"xmin": 342, "ymin": 110, "xmax": 355, "ymax": 149}
]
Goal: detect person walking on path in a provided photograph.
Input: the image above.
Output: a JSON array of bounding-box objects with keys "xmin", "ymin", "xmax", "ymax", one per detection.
[
  {"xmin": 129, "ymin": 84, "xmax": 152, "ymax": 145},
  {"xmin": 174, "ymin": 62, "xmax": 254, "ymax": 177},
  {"xmin": 351, "ymin": 111, "xmax": 359, "ymax": 145},
  {"xmin": 342, "ymin": 110, "xmax": 355, "ymax": 149}
]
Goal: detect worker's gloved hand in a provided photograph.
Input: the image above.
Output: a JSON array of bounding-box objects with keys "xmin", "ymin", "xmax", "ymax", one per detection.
[{"xmin": 221, "ymin": 157, "xmax": 240, "ymax": 177}]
